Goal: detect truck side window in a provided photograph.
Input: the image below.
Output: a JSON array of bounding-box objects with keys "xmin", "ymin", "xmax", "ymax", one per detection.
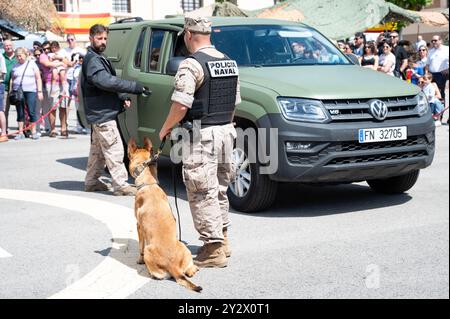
[
  {"xmin": 173, "ymin": 32, "xmax": 189, "ymax": 57},
  {"xmin": 148, "ymin": 30, "xmax": 165, "ymax": 72},
  {"xmin": 134, "ymin": 28, "xmax": 146, "ymax": 69}
]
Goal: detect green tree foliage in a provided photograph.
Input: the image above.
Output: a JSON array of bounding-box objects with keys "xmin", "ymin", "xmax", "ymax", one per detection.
[
  {"xmin": 0, "ymin": 0, "xmax": 60, "ymax": 32},
  {"xmin": 386, "ymin": 0, "xmax": 433, "ymax": 11}
]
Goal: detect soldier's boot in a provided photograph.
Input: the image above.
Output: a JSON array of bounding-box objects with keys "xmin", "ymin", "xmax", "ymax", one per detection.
[
  {"xmin": 85, "ymin": 181, "xmax": 109, "ymax": 192},
  {"xmin": 223, "ymin": 228, "xmax": 231, "ymax": 258},
  {"xmin": 194, "ymin": 243, "xmax": 227, "ymax": 268},
  {"xmin": 113, "ymin": 185, "xmax": 137, "ymax": 196}
]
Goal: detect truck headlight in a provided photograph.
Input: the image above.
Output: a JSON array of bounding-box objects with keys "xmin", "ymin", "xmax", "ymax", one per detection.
[
  {"xmin": 278, "ymin": 98, "xmax": 330, "ymax": 123},
  {"xmin": 417, "ymin": 92, "xmax": 430, "ymax": 117}
]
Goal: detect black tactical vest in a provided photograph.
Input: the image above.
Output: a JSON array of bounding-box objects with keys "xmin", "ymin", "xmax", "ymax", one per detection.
[{"xmin": 183, "ymin": 51, "xmax": 238, "ymax": 126}]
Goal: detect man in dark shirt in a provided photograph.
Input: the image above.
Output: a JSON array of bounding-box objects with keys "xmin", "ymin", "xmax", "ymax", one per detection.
[{"xmin": 390, "ymin": 31, "xmax": 408, "ymax": 79}]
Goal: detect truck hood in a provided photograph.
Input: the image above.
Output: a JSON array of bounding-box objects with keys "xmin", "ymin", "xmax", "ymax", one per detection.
[{"xmin": 240, "ymin": 65, "xmax": 420, "ymax": 100}]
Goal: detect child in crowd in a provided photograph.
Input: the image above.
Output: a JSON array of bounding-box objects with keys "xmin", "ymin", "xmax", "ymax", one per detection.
[
  {"xmin": 408, "ymin": 56, "xmax": 425, "ymax": 86},
  {"xmin": 419, "ymin": 73, "xmax": 444, "ymax": 121},
  {"xmin": 48, "ymin": 41, "xmax": 69, "ymax": 95}
]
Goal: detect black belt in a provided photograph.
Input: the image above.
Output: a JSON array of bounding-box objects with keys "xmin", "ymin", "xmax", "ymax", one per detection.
[
  {"xmin": 200, "ymin": 122, "xmax": 232, "ymax": 128},
  {"xmin": 180, "ymin": 121, "xmax": 232, "ymax": 132}
]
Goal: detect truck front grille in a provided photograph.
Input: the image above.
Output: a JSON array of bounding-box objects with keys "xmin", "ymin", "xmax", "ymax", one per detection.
[
  {"xmin": 286, "ymin": 135, "xmax": 432, "ymax": 166},
  {"xmin": 322, "ymin": 96, "xmax": 418, "ymax": 122},
  {"xmin": 326, "ymin": 150, "xmax": 428, "ymax": 166},
  {"xmin": 335, "ymin": 136, "xmax": 427, "ymax": 152}
]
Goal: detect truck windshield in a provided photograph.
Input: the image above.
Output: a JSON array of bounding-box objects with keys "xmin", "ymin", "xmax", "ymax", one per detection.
[{"xmin": 211, "ymin": 25, "xmax": 351, "ymax": 67}]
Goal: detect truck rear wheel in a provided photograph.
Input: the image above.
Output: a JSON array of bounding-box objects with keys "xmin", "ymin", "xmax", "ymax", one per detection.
[
  {"xmin": 367, "ymin": 170, "xmax": 420, "ymax": 194},
  {"xmin": 228, "ymin": 142, "xmax": 278, "ymax": 213}
]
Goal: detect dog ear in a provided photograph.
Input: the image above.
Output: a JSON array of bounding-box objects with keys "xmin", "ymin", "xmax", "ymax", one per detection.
[
  {"xmin": 143, "ymin": 137, "xmax": 153, "ymax": 153},
  {"xmin": 127, "ymin": 138, "xmax": 137, "ymax": 157}
]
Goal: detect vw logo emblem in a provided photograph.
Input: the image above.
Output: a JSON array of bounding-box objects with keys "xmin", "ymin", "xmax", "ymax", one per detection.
[{"xmin": 369, "ymin": 100, "xmax": 388, "ymax": 121}]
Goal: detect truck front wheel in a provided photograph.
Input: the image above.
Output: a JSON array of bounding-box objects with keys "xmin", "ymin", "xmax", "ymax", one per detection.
[
  {"xmin": 367, "ymin": 170, "xmax": 420, "ymax": 194},
  {"xmin": 228, "ymin": 145, "xmax": 278, "ymax": 213}
]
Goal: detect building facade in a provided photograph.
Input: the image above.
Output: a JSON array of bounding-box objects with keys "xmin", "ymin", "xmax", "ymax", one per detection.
[
  {"xmin": 402, "ymin": 0, "xmax": 449, "ymax": 44},
  {"xmin": 51, "ymin": 0, "xmax": 280, "ymax": 41}
]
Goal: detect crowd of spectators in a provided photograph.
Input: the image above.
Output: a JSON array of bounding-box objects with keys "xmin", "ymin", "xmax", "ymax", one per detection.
[
  {"xmin": 338, "ymin": 31, "xmax": 449, "ymax": 124},
  {"xmin": 0, "ymin": 34, "xmax": 87, "ymax": 142}
]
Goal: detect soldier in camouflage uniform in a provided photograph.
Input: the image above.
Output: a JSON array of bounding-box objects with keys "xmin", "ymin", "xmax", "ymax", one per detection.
[
  {"xmin": 81, "ymin": 24, "xmax": 148, "ymax": 196},
  {"xmin": 159, "ymin": 17, "xmax": 241, "ymax": 268}
]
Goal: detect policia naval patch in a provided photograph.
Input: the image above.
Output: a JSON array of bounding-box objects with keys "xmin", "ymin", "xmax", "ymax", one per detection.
[{"xmin": 207, "ymin": 60, "xmax": 239, "ymax": 78}]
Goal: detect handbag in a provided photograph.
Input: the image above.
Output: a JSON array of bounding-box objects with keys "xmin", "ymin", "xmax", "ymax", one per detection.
[{"xmin": 9, "ymin": 61, "xmax": 29, "ymax": 105}]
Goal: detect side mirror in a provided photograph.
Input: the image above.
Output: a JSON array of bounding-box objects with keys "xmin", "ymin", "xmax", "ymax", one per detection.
[{"xmin": 166, "ymin": 57, "xmax": 185, "ymax": 76}]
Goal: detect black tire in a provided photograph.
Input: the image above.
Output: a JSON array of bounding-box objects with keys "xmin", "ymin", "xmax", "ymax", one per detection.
[
  {"xmin": 227, "ymin": 129, "xmax": 278, "ymax": 213},
  {"xmin": 367, "ymin": 170, "xmax": 420, "ymax": 194}
]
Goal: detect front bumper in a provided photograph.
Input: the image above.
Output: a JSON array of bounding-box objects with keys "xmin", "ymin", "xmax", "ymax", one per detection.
[{"xmin": 255, "ymin": 113, "xmax": 436, "ymax": 183}]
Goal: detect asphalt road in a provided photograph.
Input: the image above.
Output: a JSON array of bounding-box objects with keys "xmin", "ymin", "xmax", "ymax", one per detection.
[{"xmin": 0, "ymin": 110, "xmax": 448, "ymax": 299}]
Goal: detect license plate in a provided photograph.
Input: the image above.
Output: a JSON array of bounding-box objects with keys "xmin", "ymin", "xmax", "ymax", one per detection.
[{"xmin": 358, "ymin": 126, "xmax": 407, "ymax": 143}]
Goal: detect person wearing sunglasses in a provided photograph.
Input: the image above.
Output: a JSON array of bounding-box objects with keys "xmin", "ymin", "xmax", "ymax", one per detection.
[
  {"xmin": 359, "ymin": 42, "xmax": 379, "ymax": 71},
  {"xmin": 417, "ymin": 45, "xmax": 429, "ymax": 69},
  {"xmin": 353, "ymin": 32, "xmax": 365, "ymax": 57},
  {"xmin": 427, "ymin": 35, "xmax": 449, "ymax": 104},
  {"xmin": 377, "ymin": 41, "xmax": 396, "ymax": 76},
  {"xmin": 389, "ymin": 32, "xmax": 408, "ymax": 79}
]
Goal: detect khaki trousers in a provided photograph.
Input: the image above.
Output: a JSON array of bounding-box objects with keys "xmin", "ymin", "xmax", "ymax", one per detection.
[
  {"xmin": 85, "ymin": 120, "xmax": 129, "ymax": 191},
  {"xmin": 182, "ymin": 124, "xmax": 237, "ymax": 244}
]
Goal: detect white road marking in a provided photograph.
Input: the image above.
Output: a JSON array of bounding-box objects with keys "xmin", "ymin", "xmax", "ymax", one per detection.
[
  {"xmin": 0, "ymin": 189, "xmax": 150, "ymax": 299},
  {"xmin": 0, "ymin": 246, "xmax": 12, "ymax": 258}
]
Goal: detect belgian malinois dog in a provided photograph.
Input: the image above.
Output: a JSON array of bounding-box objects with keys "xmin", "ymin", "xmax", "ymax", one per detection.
[{"xmin": 128, "ymin": 137, "xmax": 202, "ymax": 292}]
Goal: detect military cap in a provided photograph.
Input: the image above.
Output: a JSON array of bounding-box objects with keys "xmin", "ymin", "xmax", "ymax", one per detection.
[{"xmin": 184, "ymin": 16, "xmax": 212, "ymax": 34}]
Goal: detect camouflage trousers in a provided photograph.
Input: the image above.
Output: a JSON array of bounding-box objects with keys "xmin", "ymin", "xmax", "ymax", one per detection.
[
  {"xmin": 85, "ymin": 120, "xmax": 129, "ymax": 191},
  {"xmin": 182, "ymin": 124, "xmax": 237, "ymax": 244}
]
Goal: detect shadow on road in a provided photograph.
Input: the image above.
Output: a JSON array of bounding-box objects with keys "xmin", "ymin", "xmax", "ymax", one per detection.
[
  {"xmin": 232, "ymin": 183, "xmax": 412, "ymax": 218},
  {"xmin": 49, "ymin": 181, "xmax": 85, "ymax": 191},
  {"xmin": 56, "ymin": 157, "xmax": 88, "ymax": 171},
  {"xmin": 55, "ymin": 156, "xmax": 413, "ymax": 218}
]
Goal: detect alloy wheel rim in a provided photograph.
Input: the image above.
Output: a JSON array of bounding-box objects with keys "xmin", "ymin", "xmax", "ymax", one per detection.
[{"xmin": 230, "ymin": 148, "xmax": 251, "ymax": 198}]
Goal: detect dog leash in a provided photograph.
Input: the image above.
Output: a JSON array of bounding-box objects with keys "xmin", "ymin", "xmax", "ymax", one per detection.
[
  {"xmin": 148, "ymin": 136, "xmax": 183, "ymax": 243},
  {"xmin": 170, "ymin": 137, "xmax": 182, "ymax": 243}
]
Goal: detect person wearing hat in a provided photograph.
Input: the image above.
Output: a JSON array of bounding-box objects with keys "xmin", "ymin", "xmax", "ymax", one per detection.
[{"xmin": 159, "ymin": 16, "xmax": 241, "ymax": 268}]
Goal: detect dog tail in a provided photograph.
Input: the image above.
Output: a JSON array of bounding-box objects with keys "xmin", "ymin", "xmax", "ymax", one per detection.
[{"xmin": 175, "ymin": 275, "xmax": 203, "ymax": 293}]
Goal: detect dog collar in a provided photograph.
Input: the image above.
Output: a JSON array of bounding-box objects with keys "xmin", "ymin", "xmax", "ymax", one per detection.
[{"xmin": 136, "ymin": 182, "xmax": 159, "ymax": 191}]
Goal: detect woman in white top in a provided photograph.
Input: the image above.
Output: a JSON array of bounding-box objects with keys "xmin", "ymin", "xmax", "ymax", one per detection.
[
  {"xmin": 9, "ymin": 47, "xmax": 43, "ymax": 140},
  {"xmin": 417, "ymin": 45, "xmax": 429, "ymax": 70},
  {"xmin": 377, "ymin": 41, "xmax": 396, "ymax": 76}
]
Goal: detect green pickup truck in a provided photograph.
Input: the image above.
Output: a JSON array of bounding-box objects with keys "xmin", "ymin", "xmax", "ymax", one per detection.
[{"xmin": 80, "ymin": 17, "xmax": 435, "ymax": 212}]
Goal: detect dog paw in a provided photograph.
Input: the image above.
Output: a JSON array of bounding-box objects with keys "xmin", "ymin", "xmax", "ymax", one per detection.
[
  {"xmin": 186, "ymin": 265, "xmax": 200, "ymax": 277},
  {"xmin": 137, "ymin": 257, "xmax": 145, "ymax": 265}
]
